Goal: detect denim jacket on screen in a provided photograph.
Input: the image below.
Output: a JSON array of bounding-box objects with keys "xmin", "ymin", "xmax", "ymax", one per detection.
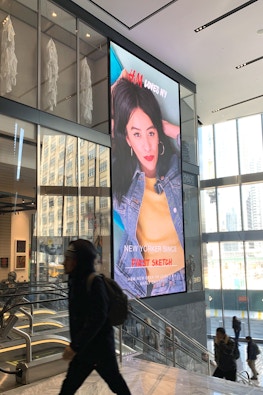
[{"xmin": 113, "ymin": 154, "xmax": 185, "ymax": 298}]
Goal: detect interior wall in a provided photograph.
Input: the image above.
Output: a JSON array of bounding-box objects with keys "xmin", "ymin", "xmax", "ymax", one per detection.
[
  {"xmin": 158, "ymin": 299, "xmax": 207, "ymax": 346},
  {"xmin": 145, "ymin": 291, "xmax": 207, "ymax": 346},
  {"xmin": 10, "ymin": 211, "xmax": 31, "ymax": 282},
  {"xmin": 0, "ymin": 214, "xmax": 11, "ymax": 281}
]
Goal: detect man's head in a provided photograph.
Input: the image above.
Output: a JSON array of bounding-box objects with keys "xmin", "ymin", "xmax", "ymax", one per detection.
[
  {"xmin": 216, "ymin": 327, "xmax": 226, "ymax": 341},
  {"xmin": 246, "ymin": 336, "xmax": 252, "ymax": 342},
  {"xmin": 63, "ymin": 239, "xmax": 98, "ymax": 275}
]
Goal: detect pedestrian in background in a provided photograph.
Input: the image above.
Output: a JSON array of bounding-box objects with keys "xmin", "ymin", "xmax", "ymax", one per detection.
[
  {"xmin": 246, "ymin": 336, "xmax": 260, "ymax": 380},
  {"xmin": 232, "ymin": 316, "xmax": 241, "ymax": 344},
  {"xmin": 213, "ymin": 327, "xmax": 237, "ymax": 382}
]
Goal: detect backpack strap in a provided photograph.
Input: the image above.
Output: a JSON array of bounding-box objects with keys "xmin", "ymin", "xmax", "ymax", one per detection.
[{"xmin": 87, "ymin": 272, "xmax": 100, "ymax": 291}]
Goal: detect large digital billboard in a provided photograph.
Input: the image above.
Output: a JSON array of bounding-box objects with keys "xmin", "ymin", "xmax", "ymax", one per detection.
[{"xmin": 110, "ymin": 41, "xmax": 185, "ymax": 298}]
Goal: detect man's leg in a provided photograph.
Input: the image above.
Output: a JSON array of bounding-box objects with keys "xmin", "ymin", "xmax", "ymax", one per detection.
[
  {"xmin": 213, "ymin": 367, "xmax": 224, "ymax": 379},
  {"xmin": 59, "ymin": 356, "xmax": 94, "ymax": 395},
  {"xmin": 96, "ymin": 352, "xmax": 131, "ymax": 395},
  {"xmin": 248, "ymin": 359, "xmax": 258, "ymax": 378},
  {"xmin": 224, "ymin": 369, "xmax": 237, "ymax": 382}
]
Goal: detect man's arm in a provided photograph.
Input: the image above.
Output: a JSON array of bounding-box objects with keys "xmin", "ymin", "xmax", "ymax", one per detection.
[{"xmin": 70, "ymin": 276, "xmax": 110, "ymax": 353}]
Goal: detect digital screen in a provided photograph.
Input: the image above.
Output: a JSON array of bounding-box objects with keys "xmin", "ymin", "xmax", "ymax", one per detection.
[{"xmin": 110, "ymin": 41, "xmax": 185, "ymax": 298}]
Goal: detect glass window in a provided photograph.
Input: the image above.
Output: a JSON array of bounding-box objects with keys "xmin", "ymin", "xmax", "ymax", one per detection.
[
  {"xmin": 198, "ymin": 125, "xmax": 215, "ymax": 180},
  {"xmin": 180, "ymin": 86, "xmax": 197, "ymax": 165},
  {"xmin": 38, "ymin": 128, "xmax": 111, "ymax": 279},
  {"xmin": 217, "ymin": 186, "xmax": 242, "ymax": 231},
  {"xmin": 183, "ymin": 184, "xmax": 202, "ymax": 291},
  {"xmin": 214, "ymin": 120, "xmax": 238, "ymax": 178},
  {"xmin": 242, "ymin": 183, "xmax": 263, "ymax": 230},
  {"xmin": 78, "ymin": 20, "xmax": 108, "ymax": 133},
  {"xmin": 245, "ymin": 240, "xmax": 263, "ymax": 338},
  {"xmin": 200, "ymin": 189, "xmax": 217, "ymax": 233},
  {"xmin": 41, "ymin": 0, "xmax": 77, "ymax": 121},
  {"xmin": 245, "ymin": 240, "xmax": 263, "ymax": 291},
  {"xmin": 0, "ymin": 1, "xmax": 38, "ymax": 107},
  {"xmin": 221, "ymin": 241, "xmax": 248, "ymax": 337},
  {"xmin": 221, "ymin": 242, "xmax": 245, "ymax": 290},
  {"xmin": 0, "ymin": 115, "xmax": 36, "ymax": 282},
  {"xmin": 238, "ymin": 114, "xmax": 263, "ymax": 175},
  {"xmin": 202, "ymin": 243, "xmax": 223, "ymax": 335}
]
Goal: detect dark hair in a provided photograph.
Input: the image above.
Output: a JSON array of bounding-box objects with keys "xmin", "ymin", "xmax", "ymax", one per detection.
[
  {"xmin": 112, "ymin": 78, "xmax": 176, "ymax": 203},
  {"xmin": 246, "ymin": 336, "xmax": 252, "ymax": 341},
  {"xmin": 216, "ymin": 327, "xmax": 226, "ymax": 335},
  {"xmin": 68, "ymin": 239, "xmax": 97, "ymax": 274}
]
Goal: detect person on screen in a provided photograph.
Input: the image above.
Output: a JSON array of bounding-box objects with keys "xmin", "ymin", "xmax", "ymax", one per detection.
[{"xmin": 112, "ymin": 78, "xmax": 185, "ymax": 298}]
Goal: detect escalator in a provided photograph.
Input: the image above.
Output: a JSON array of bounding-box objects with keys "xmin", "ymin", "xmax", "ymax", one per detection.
[
  {"xmin": 0, "ymin": 283, "xmax": 253, "ymax": 392},
  {"xmin": 117, "ymin": 293, "xmax": 214, "ymax": 376},
  {"xmin": 0, "ymin": 281, "xmax": 70, "ymax": 392}
]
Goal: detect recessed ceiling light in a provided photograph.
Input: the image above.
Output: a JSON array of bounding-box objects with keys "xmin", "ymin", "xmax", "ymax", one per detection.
[
  {"xmin": 194, "ymin": 0, "xmax": 258, "ymax": 33},
  {"xmin": 52, "ymin": 12, "xmax": 57, "ymax": 18},
  {"xmin": 86, "ymin": 33, "xmax": 91, "ymax": 38},
  {"xmin": 235, "ymin": 55, "xmax": 263, "ymax": 69}
]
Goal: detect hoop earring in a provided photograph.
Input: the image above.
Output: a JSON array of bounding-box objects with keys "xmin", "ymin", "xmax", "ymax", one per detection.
[
  {"xmin": 159, "ymin": 141, "xmax": 165, "ymax": 156},
  {"xmin": 130, "ymin": 147, "xmax": 133, "ymax": 157}
]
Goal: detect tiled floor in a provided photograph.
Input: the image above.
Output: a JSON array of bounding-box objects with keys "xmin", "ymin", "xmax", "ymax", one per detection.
[{"xmin": 2, "ymin": 344, "xmax": 263, "ymax": 395}]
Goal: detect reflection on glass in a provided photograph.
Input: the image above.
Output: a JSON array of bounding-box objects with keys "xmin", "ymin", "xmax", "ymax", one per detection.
[
  {"xmin": 198, "ymin": 125, "xmax": 215, "ymax": 180},
  {"xmin": 180, "ymin": 87, "xmax": 197, "ymax": 165},
  {"xmin": 215, "ymin": 120, "xmax": 238, "ymax": 178},
  {"xmin": 221, "ymin": 242, "xmax": 245, "ymax": 290},
  {"xmin": 217, "ymin": 186, "xmax": 241, "ymax": 232},
  {"xmin": 183, "ymin": 184, "xmax": 202, "ymax": 291},
  {"xmin": 203, "ymin": 243, "xmax": 223, "ymax": 334},
  {"xmin": 245, "ymin": 241, "xmax": 263, "ymax": 290},
  {"xmin": 238, "ymin": 114, "xmax": 263, "ymax": 175},
  {"xmin": 38, "ymin": 128, "xmax": 111, "ymax": 281},
  {"xmin": 78, "ymin": 20, "xmax": 108, "ymax": 132},
  {"xmin": 203, "ymin": 243, "xmax": 221, "ymax": 289},
  {"xmin": 242, "ymin": 183, "xmax": 263, "ymax": 231},
  {"xmin": 41, "ymin": 0, "xmax": 77, "ymax": 121},
  {"xmin": 200, "ymin": 189, "xmax": 217, "ymax": 233},
  {"xmin": 0, "ymin": 1, "xmax": 38, "ymax": 107}
]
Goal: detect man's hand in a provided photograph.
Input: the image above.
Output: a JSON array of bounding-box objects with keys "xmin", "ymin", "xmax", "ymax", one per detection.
[{"xmin": 62, "ymin": 345, "xmax": 76, "ymax": 361}]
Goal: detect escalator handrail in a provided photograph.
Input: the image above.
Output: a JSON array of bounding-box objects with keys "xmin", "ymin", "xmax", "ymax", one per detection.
[
  {"xmin": 124, "ymin": 288, "xmax": 211, "ymax": 357},
  {"xmin": 127, "ymin": 310, "xmax": 209, "ymax": 365}
]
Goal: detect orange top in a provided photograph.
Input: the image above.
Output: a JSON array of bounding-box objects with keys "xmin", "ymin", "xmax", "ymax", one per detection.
[{"xmin": 136, "ymin": 177, "xmax": 184, "ymax": 283}]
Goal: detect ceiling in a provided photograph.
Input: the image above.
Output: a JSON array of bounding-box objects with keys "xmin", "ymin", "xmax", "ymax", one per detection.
[{"xmin": 72, "ymin": 0, "xmax": 263, "ymax": 126}]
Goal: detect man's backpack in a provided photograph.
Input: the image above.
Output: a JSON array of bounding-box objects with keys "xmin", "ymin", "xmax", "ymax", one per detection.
[
  {"xmin": 87, "ymin": 273, "xmax": 128, "ymax": 326},
  {"xmin": 255, "ymin": 343, "xmax": 261, "ymax": 355}
]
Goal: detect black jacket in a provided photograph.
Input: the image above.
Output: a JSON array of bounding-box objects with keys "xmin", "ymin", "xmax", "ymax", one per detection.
[
  {"xmin": 214, "ymin": 336, "xmax": 237, "ymax": 372},
  {"xmin": 68, "ymin": 269, "xmax": 114, "ymax": 357},
  {"xmin": 247, "ymin": 341, "xmax": 259, "ymax": 361}
]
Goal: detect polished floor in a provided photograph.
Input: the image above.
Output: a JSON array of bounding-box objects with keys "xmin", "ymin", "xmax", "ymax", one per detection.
[{"xmin": 2, "ymin": 344, "xmax": 263, "ymax": 395}]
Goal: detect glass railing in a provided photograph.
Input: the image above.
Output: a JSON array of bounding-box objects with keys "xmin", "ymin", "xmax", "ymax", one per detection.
[
  {"xmin": 0, "ymin": 281, "xmax": 253, "ymax": 388},
  {"xmin": 117, "ymin": 294, "xmax": 213, "ymax": 376}
]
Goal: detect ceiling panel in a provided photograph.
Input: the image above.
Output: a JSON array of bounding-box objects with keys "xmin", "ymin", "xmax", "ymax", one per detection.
[
  {"xmin": 87, "ymin": 0, "xmax": 174, "ymax": 28},
  {"xmin": 72, "ymin": 0, "xmax": 263, "ymax": 125}
]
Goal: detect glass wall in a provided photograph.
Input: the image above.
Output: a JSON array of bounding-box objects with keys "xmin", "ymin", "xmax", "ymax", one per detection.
[
  {"xmin": 0, "ymin": 115, "xmax": 111, "ymax": 284},
  {"xmin": 0, "ymin": 0, "xmax": 38, "ymax": 107},
  {"xmin": 180, "ymin": 86, "xmax": 202, "ymax": 292},
  {"xmin": 0, "ymin": 115, "xmax": 36, "ymax": 282},
  {"xmin": 36, "ymin": 126, "xmax": 111, "ymax": 282},
  {"xmin": 0, "ymin": 0, "xmax": 108, "ymax": 131},
  {"xmin": 199, "ymin": 113, "xmax": 263, "ymax": 339}
]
